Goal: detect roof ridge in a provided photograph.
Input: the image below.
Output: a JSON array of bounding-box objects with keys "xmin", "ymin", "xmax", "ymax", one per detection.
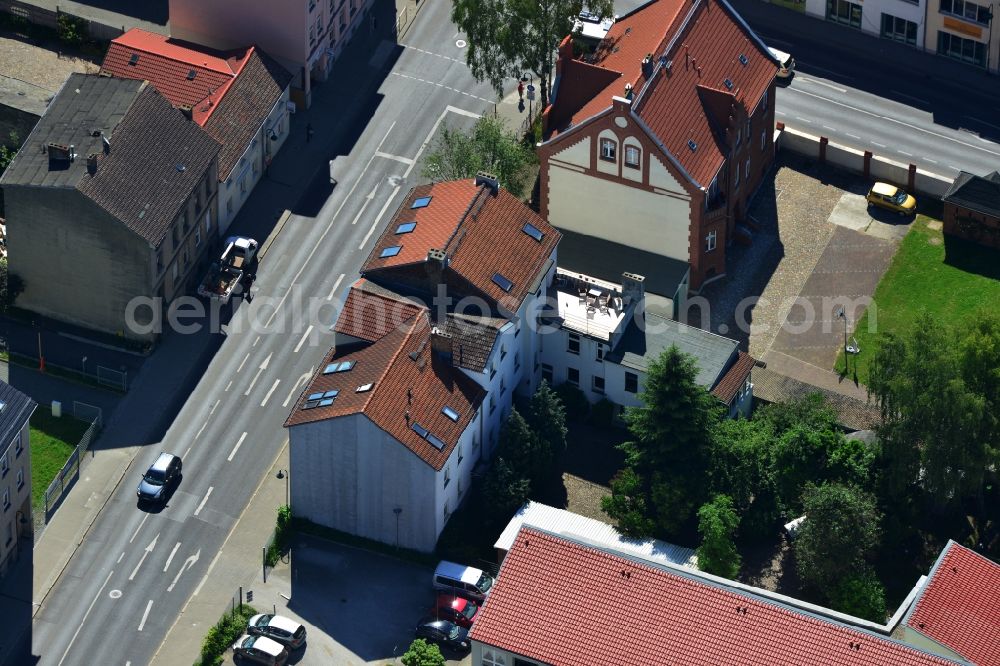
[{"xmin": 112, "ymin": 31, "xmax": 236, "ymax": 76}]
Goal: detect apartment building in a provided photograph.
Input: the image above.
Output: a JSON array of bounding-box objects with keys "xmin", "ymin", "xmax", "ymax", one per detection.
[{"xmin": 0, "ymin": 381, "xmax": 36, "ymax": 580}]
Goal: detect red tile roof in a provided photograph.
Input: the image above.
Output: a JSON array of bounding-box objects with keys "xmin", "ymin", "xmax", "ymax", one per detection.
[
  {"xmin": 470, "ymin": 528, "xmax": 963, "ymax": 666},
  {"xmin": 286, "ymin": 289, "xmax": 485, "ymax": 470},
  {"xmin": 548, "ymin": 0, "xmax": 776, "ymax": 187},
  {"xmin": 904, "ymin": 541, "xmax": 1000, "ymax": 666},
  {"xmin": 362, "ymin": 179, "xmax": 560, "ymax": 312},
  {"xmin": 711, "ymin": 350, "xmax": 756, "ymax": 404},
  {"xmin": 334, "ymin": 279, "xmax": 424, "ymax": 343}
]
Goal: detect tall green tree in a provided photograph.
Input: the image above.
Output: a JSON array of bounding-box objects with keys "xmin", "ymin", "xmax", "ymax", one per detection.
[
  {"xmin": 451, "ymin": 0, "xmax": 614, "ymax": 109},
  {"xmin": 696, "ymin": 494, "xmax": 742, "ymax": 578},
  {"xmin": 482, "ymin": 457, "xmax": 531, "ymax": 524},
  {"xmin": 603, "ymin": 346, "xmax": 721, "ymax": 537},
  {"xmin": 526, "ymin": 380, "xmax": 567, "ymax": 459},
  {"xmin": 401, "ymin": 638, "xmax": 445, "ymax": 666},
  {"xmin": 499, "ymin": 408, "xmax": 550, "ymax": 488},
  {"xmin": 709, "ymin": 417, "xmax": 777, "ymax": 535},
  {"xmin": 422, "ymin": 115, "xmax": 537, "ymax": 198},
  {"xmin": 769, "ymin": 425, "xmax": 845, "ymax": 514},
  {"xmin": 795, "ymin": 483, "xmax": 881, "ymax": 590}
]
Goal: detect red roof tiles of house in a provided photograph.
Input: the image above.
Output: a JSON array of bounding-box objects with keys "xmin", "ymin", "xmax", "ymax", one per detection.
[
  {"xmin": 548, "ymin": 0, "xmax": 776, "ymax": 187},
  {"xmin": 903, "ymin": 541, "xmax": 1000, "ymax": 666},
  {"xmin": 470, "ymin": 528, "xmax": 965, "ymax": 666},
  {"xmin": 710, "ymin": 350, "xmax": 755, "ymax": 404},
  {"xmin": 285, "ymin": 292, "xmax": 485, "ymax": 471},
  {"xmin": 362, "ymin": 179, "xmax": 560, "ymax": 312}
]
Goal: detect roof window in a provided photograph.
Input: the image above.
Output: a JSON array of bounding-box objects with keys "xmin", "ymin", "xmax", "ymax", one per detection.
[
  {"xmin": 442, "ymin": 406, "xmax": 460, "ymax": 421},
  {"xmin": 411, "ymin": 196, "xmax": 432, "ymax": 209},
  {"xmin": 411, "ymin": 421, "xmax": 429, "ymax": 438},
  {"xmin": 187, "ymin": 69, "xmax": 197, "ymax": 80},
  {"xmin": 492, "ymin": 273, "xmax": 514, "ymax": 292},
  {"xmin": 723, "ymin": 78, "xmax": 734, "ymax": 90},
  {"xmin": 738, "ymin": 54, "xmax": 749, "ymax": 66},
  {"xmin": 426, "ymin": 433, "xmax": 446, "ymax": 450},
  {"xmin": 129, "ymin": 54, "xmax": 139, "ymax": 66},
  {"xmin": 323, "ymin": 360, "xmax": 356, "ymax": 374},
  {"xmin": 356, "ymin": 383, "xmax": 374, "ymax": 392},
  {"xmin": 396, "ymin": 221, "xmax": 417, "ymax": 234},
  {"xmin": 522, "ymin": 222, "xmax": 544, "ymax": 242},
  {"xmin": 687, "ymin": 140, "xmax": 697, "ymax": 151},
  {"xmin": 380, "ymin": 245, "xmax": 402, "ymax": 258},
  {"xmin": 412, "ymin": 421, "xmax": 446, "ymax": 450}
]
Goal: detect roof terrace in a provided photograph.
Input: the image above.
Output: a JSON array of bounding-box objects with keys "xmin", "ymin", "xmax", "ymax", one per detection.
[{"xmin": 546, "ymin": 268, "xmax": 642, "ymax": 342}]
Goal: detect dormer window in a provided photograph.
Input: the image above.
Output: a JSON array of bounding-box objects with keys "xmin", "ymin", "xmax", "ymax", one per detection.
[{"xmin": 600, "ymin": 138, "xmax": 617, "ymax": 161}]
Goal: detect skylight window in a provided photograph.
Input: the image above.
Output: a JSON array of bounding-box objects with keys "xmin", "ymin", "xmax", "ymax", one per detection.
[
  {"xmin": 426, "ymin": 433, "xmax": 446, "ymax": 450},
  {"xmin": 522, "ymin": 222, "xmax": 544, "ymax": 242},
  {"xmin": 129, "ymin": 54, "xmax": 139, "ymax": 65},
  {"xmin": 411, "ymin": 196, "xmax": 432, "ymax": 209},
  {"xmin": 323, "ymin": 360, "xmax": 356, "ymax": 374},
  {"xmin": 723, "ymin": 78, "xmax": 734, "ymax": 90},
  {"xmin": 318, "ymin": 397, "xmax": 336, "ymax": 406},
  {"xmin": 396, "ymin": 221, "xmax": 417, "ymax": 234},
  {"xmin": 307, "ymin": 392, "xmax": 324, "ymax": 401},
  {"xmin": 356, "ymin": 383, "xmax": 373, "ymax": 392},
  {"xmin": 492, "ymin": 273, "xmax": 514, "ymax": 293},
  {"xmin": 442, "ymin": 406, "xmax": 460, "ymax": 422},
  {"xmin": 687, "ymin": 140, "xmax": 697, "ymax": 151},
  {"xmin": 380, "ymin": 245, "xmax": 402, "ymax": 258},
  {"xmin": 411, "ymin": 422, "xmax": 429, "ymax": 438},
  {"xmin": 738, "ymin": 54, "xmax": 749, "ymax": 66},
  {"xmin": 323, "ymin": 390, "xmax": 339, "ymax": 398},
  {"xmin": 187, "ymin": 69, "xmax": 197, "ymax": 80}
]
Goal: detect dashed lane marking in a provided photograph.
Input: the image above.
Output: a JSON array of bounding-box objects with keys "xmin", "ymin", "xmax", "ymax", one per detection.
[{"xmin": 391, "ymin": 72, "xmax": 493, "ymax": 104}]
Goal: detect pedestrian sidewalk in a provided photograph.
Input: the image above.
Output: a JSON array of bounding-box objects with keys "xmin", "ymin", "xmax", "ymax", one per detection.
[{"xmin": 762, "ymin": 348, "xmax": 869, "ymax": 402}]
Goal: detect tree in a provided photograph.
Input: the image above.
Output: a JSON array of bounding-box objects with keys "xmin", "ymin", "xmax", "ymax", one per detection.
[
  {"xmin": 795, "ymin": 483, "xmax": 881, "ymax": 590},
  {"xmin": 601, "ymin": 467, "xmax": 655, "ymax": 538},
  {"xmin": 422, "ymin": 115, "xmax": 537, "ymax": 198},
  {"xmin": 401, "ymin": 638, "xmax": 445, "ymax": 666},
  {"xmin": 828, "ymin": 569, "xmax": 887, "ymax": 622},
  {"xmin": 0, "ymin": 258, "xmax": 24, "ymax": 312},
  {"xmin": 498, "ymin": 408, "xmax": 550, "ymax": 488},
  {"xmin": 526, "ymin": 380, "xmax": 567, "ymax": 460},
  {"xmin": 709, "ymin": 417, "xmax": 777, "ymax": 535},
  {"xmin": 482, "ymin": 457, "xmax": 531, "ymax": 523},
  {"xmin": 696, "ymin": 494, "xmax": 742, "ymax": 578},
  {"xmin": 603, "ymin": 346, "xmax": 722, "ymax": 537},
  {"xmin": 451, "ymin": 0, "xmax": 613, "ymax": 109},
  {"xmin": 769, "ymin": 424, "xmax": 845, "ymax": 514}
]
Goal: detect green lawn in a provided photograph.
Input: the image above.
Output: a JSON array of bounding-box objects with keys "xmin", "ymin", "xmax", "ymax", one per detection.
[
  {"xmin": 841, "ymin": 216, "xmax": 1000, "ymax": 384},
  {"xmin": 30, "ymin": 407, "xmax": 89, "ymax": 511}
]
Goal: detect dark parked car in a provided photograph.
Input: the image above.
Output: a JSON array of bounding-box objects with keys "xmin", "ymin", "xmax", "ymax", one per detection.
[
  {"xmin": 136, "ymin": 452, "xmax": 182, "ymax": 505},
  {"xmin": 415, "ymin": 618, "xmax": 470, "ymax": 653},
  {"xmin": 430, "ymin": 594, "xmax": 479, "ymax": 628}
]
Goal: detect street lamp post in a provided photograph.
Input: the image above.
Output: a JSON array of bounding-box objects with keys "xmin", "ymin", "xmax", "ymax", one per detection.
[
  {"xmin": 837, "ymin": 308, "xmax": 848, "ymax": 374},
  {"xmin": 276, "ymin": 469, "xmax": 289, "ymax": 508}
]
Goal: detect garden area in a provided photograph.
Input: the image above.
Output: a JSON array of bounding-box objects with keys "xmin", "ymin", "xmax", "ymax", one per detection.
[
  {"xmin": 30, "ymin": 406, "xmax": 89, "ymax": 511},
  {"xmin": 839, "ymin": 214, "xmax": 1000, "ymax": 384}
]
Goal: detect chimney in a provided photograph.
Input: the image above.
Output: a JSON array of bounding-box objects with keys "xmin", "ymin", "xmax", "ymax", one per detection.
[
  {"xmin": 426, "ymin": 248, "xmax": 448, "ymax": 288},
  {"xmin": 697, "ymin": 66, "xmax": 702, "ymax": 78},
  {"xmin": 179, "ymin": 104, "xmax": 193, "ymax": 120},
  {"xmin": 430, "ymin": 327, "xmax": 453, "ymax": 362},
  {"xmin": 640, "ymin": 53, "xmax": 653, "ymax": 78},
  {"xmin": 47, "ymin": 143, "xmax": 74, "ymax": 162},
  {"xmin": 475, "ymin": 172, "xmax": 499, "ymax": 195},
  {"xmin": 87, "ymin": 153, "xmax": 98, "ymax": 175},
  {"xmin": 621, "ymin": 272, "xmax": 646, "ymax": 307}
]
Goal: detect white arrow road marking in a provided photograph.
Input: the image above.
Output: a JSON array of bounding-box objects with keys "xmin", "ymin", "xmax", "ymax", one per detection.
[
  {"xmin": 293, "ymin": 325, "xmax": 314, "ymax": 353},
  {"xmin": 350, "ymin": 182, "xmax": 380, "ymax": 225},
  {"xmin": 167, "ymin": 548, "xmax": 201, "ymax": 592},
  {"xmin": 194, "ymin": 487, "xmax": 213, "ymax": 516},
  {"xmin": 138, "ymin": 599, "xmax": 153, "ymax": 631},
  {"xmin": 326, "ymin": 273, "xmax": 345, "ymax": 301},
  {"xmin": 129, "ymin": 513, "xmax": 149, "ymax": 544},
  {"xmin": 58, "ymin": 570, "xmax": 113, "ymax": 666},
  {"xmin": 237, "ymin": 352, "xmax": 250, "ymax": 373},
  {"xmin": 359, "ymin": 185, "xmax": 401, "ymax": 250},
  {"xmin": 283, "ymin": 367, "xmax": 315, "ymax": 407},
  {"xmin": 228, "ymin": 433, "xmax": 247, "ymax": 462},
  {"xmin": 164, "ymin": 542, "xmax": 181, "ymax": 572},
  {"xmin": 244, "ymin": 352, "xmax": 272, "ymax": 395},
  {"xmin": 261, "ymin": 380, "xmax": 281, "ymax": 407},
  {"xmin": 130, "ymin": 533, "xmax": 159, "ymax": 581}
]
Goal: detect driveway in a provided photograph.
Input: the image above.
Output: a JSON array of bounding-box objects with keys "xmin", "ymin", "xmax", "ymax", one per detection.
[{"xmin": 224, "ymin": 534, "xmax": 470, "ymax": 665}]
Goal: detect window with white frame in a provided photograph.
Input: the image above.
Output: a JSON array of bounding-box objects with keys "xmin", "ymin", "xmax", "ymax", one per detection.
[
  {"xmin": 706, "ymin": 230, "xmax": 717, "ymax": 252},
  {"xmin": 457, "ymin": 444, "xmax": 464, "ymax": 464},
  {"xmin": 500, "ymin": 344, "xmax": 507, "ymax": 360},
  {"xmin": 14, "ymin": 434, "xmax": 22, "ymax": 457},
  {"xmin": 599, "ymin": 138, "xmax": 617, "ymax": 161},
  {"xmin": 16, "ymin": 468, "xmax": 23, "ymax": 489},
  {"xmin": 195, "ymin": 228, "xmax": 202, "ymax": 247},
  {"xmin": 567, "ymin": 332, "xmax": 580, "ymax": 355},
  {"xmin": 624, "ymin": 144, "xmax": 641, "ymax": 168},
  {"xmin": 482, "ymin": 649, "xmax": 508, "ymax": 666},
  {"xmin": 204, "ymin": 211, "xmax": 212, "ymax": 232},
  {"xmin": 596, "ymin": 345, "xmax": 604, "ymax": 363},
  {"xmin": 444, "ymin": 465, "xmax": 451, "ymax": 488}
]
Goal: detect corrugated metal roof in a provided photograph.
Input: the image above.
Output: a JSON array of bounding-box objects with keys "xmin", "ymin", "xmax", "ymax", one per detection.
[{"xmin": 494, "ymin": 501, "xmax": 698, "ymax": 569}]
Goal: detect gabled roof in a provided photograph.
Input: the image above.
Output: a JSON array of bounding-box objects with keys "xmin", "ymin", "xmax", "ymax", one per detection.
[
  {"xmin": 548, "ymin": 0, "xmax": 776, "ymax": 188},
  {"xmin": 0, "ymin": 74, "xmax": 220, "ymax": 247},
  {"xmin": 362, "ymin": 179, "xmax": 560, "ymax": 313},
  {"xmin": 286, "ymin": 292, "xmax": 486, "ymax": 471},
  {"xmin": 711, "ymin": 349, "xmax": 756, "ymax": 404},
  {"xmin": 902, "ymin": 541, "xmax": 1000, "ymax": 666},
  {"xmin": 942, "ymin": 170, "xmax": 1000, "ymax": 219},
  {"xmin": 0, "ymin": 380, "xmax": 36, "ymax": 449},
  {"xmin": 470, "ymin": 528, "xmax": 966, "ymax": 666}
]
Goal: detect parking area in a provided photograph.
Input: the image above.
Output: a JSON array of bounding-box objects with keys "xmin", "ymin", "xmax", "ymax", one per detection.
[{"xmin": 225, "ymin": 533, "xmax": 470, "ymax": 665}]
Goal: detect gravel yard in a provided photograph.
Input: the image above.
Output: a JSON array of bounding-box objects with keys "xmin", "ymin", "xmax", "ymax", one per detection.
[{"xmin": 0, "ymin": 31, "xmax": 98, "ymax": 94}]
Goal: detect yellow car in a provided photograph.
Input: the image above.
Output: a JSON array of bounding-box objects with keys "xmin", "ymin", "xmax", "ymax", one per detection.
[{"xmin": 866, "ymin": 182, "xmax": 917, "ymax": 216}]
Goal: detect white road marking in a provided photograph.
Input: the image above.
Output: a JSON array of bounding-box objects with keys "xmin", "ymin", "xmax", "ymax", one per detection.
[
  {"xmin": 117, "ymin": 551, "xmax": 125, "ymax": 564},
  {"xmin": 244, "ymin": 352, "xmax": 272, "ymax": 395},
  {"xmin": 129, "ymin": 514, "xmax": 149, "ymax": 544},
  {"xmin": 138, "ymin": 599, "xmax": 153, "ymax": 631},
  {"xmin": 844, "ymin": 133, "xmax": 861, "ymax": 140},
  {"xmin": 872, "ymin": 141, "xmax": 887, "ymax": 148},
  {"xmin": 193, "ymin": 547, "xmax": 221, "ymax": 596},
  {"xmin": 264, "ymin": 121, "xmax": 396, "ymax": 328},
  {"xmin": 261, "ymin": 379, "xmax": 281, "ymax": 407},
  {"xmin": 283, "ymin": 367, "xmax": 315, "ymax": 407},
  {"xmin": 327, "ymin": 273, "xmax": 345, "ymax": 301},
  {"xmin": 164, "ymin": 542, "xmax": 181, "ymax": 572},
  {"xmin": 225, "ymin": 380, "xmax": 233, "ymax": 392},
  {"xmin": 898, "ymin": 150, "xmax": 913, "ymax": 156},
  {"xmin": 58, "ymin": 570, "xmax": 114, "ymax": 666},
  {"xmin": 374, "ymin": 151, "xmax": 415, "ymax": 165},
  {"xmin": 228, "ymin": 433, "xmax": 247, "ymax": 462},
  {"xmin": 196, "ymin": 420, "xmax": 207, "ymax": 439},
  {"xmin": 253, "ymin": 335, "xmax": 261, "ymax": 347},
  {"xmin": 237, "ymin": 352, "xmax": 250, "ymax": 373},
  {"xmin": 184, "ymin": 445, "xmax": 192, "ymax": 458},
  {"xmin": 949, "ymin": 164, "xmax": 961, "ymax": 171},
  {"xmin": 167, "ymin": 548, "xmax": 201, "ymax": 593},
  {"xmin": 404, "ymin": 105, "xmax": 481, "ymax": 180},
  {"xmin": 359, "ymin": 185, "xmax": 402, "ymax": 249},
  {"xmin": 210, "ymin": 399, "xmax": 220, "ymax": 415},
  {"xmin": 797, "ymin": 76, "xmax": 846, "ymax": 93},
  {"xmin": 129, "ymin": 533, "xmax": 159, "ymax": 581},
  {"xmin": 776, "ymin": 109, "xmax": 786, "ymax": 116},
  {"xmin": 822, "ymin": 125, "xmax": 836, "ymax": 131},
  {"xmin": 350, "ymin": 183, "xmax": 380, "ymax": 226},
  {"xmin": 924, "ymin": 158, "xmax": 938, "ymax": 163},
  {"xmin": 391, "ymin": 71, "xmax": 493, "ymax": 104},
  {"xmin": 294, "ymin": 325, "xmax": 315, "ymax": 353},
  {"xmin": 399, "ymin": 43, "xmax": 466, "ymax": 65},
  {"xmin": 194, "ymin": 487, "xmax": 213, "ymax": 516}
]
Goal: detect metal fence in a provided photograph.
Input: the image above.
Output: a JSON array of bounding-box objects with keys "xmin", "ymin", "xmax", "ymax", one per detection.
[
  {"xmin": 96, "ymin": 365, "xmax": 127, "ymax": 391},
  {"xmin": 8, "ymin": 351, "xmax": 128, "ymax": 392},
  {"xmin": 43, "ymin": 414, "xmax": 102, "ymax": 518},
  {"xmin": 73, "ymin": 401, "xmax": 102, "ymax": 424}
]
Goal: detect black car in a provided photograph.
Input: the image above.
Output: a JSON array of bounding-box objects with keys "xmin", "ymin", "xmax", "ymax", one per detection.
[
  {"xmin": 137, "ymin": 452, "xmax": 182, "ymax": 504},
  {"xmin": 415, "ymin": 618, "xmax": 470, "ymax": 653}
]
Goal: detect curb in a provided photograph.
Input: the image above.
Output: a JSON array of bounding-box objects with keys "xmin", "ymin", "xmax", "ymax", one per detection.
[{"xmin": 257, "ymin": 209, "xmax": 292, "ymax": 261}]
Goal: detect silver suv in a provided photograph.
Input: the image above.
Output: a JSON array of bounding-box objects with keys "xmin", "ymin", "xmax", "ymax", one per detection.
[{"xmin": 136, "ymin": 452, "xmax": 182, "ymax": 505}]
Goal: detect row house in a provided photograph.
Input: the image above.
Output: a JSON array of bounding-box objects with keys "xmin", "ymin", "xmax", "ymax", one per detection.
[
  {"xmin": 168, "ymin": 0, "xmax": 373, "ymax": 108},
  {"xmin": 0, "ymin": 381, "xmax": 35, "ymax": 580},
  {"xmin": 540, "ymin": 0, "xmax": 778, "ymax": 308},
  {"xmin": 100, "ymin": 29, "xmax": 293, "ymax": 235},
  {"xmin": 0, "ymin": 74, "xmax": 221, "ymax": 341},
  {"xmin": 284, "ymin": 176, "xmax": 560, "ymax": 552}
]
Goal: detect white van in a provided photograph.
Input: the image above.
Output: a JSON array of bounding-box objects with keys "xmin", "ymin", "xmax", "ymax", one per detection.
[
  {"xmin": 433, "ymin": 561, "xmax": 495, "ymax": 602},
  {"xmin": 768, "ymin": 47, "xmax": 795, "ymax": 79}
]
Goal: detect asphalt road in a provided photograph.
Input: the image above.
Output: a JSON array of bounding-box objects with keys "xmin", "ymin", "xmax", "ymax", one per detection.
[{"xmin": 30, "ymin": 3, "xmax": 496, "ymax": 664}]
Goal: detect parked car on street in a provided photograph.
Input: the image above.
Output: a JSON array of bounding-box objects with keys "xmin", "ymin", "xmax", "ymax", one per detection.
[
  {"xmin": 432, "ymin": 560, "xmax": 494, "ymax": 602},
  {"xmin": 430, "ymin": 594, "xmax": 479, "ymax": 628},
  {"xmin": 232, "ymin": 634, "xmax": 288, "ymax": 665},
  {"xmin": 247, "ymin": 613, "xmax": 307, "ymax": 650},
  {"xmin": 414, "ymin": 618, "xmax": 471, "ymax": 653},
  {"xmin": 136, "ymin": 452, "xmax": 182, "ymax": 505},
  {"xmin": 866, "ymin": 182, "xmax": 917, "ymax": 216},
  {"xmin": 768, "ymin": 46, "xmax": 795, "ymax": 79}
]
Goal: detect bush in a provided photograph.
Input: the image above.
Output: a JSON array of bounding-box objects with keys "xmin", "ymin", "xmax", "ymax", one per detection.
[
  {"xmin": 696, "ymin": 494, "xmax": 742, "ymax": 578},
  {"xmin": 589, "ymin": 397, "xmax": 617, "ymax": 427},
  {"xmin": 553, "ymin": 382, "xmax": 589, "ymax": 421},
  {"xmin": 57, "ymin": 14, "xmax": 88, "ymax": 48},
  {"xmin": 197, "ymin": 603, "xmax": 258, "ymax": 666},
  {"xmin": 401, "ymin": 638, "xmax": 445, "ymax": 666},
  {"xmin": 265, "ymin": 504, "xmax": 292, "ymax": 567},
  {"xmin": 828, "ymin": 569, "xmax": 887, "ymax": 622}
]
